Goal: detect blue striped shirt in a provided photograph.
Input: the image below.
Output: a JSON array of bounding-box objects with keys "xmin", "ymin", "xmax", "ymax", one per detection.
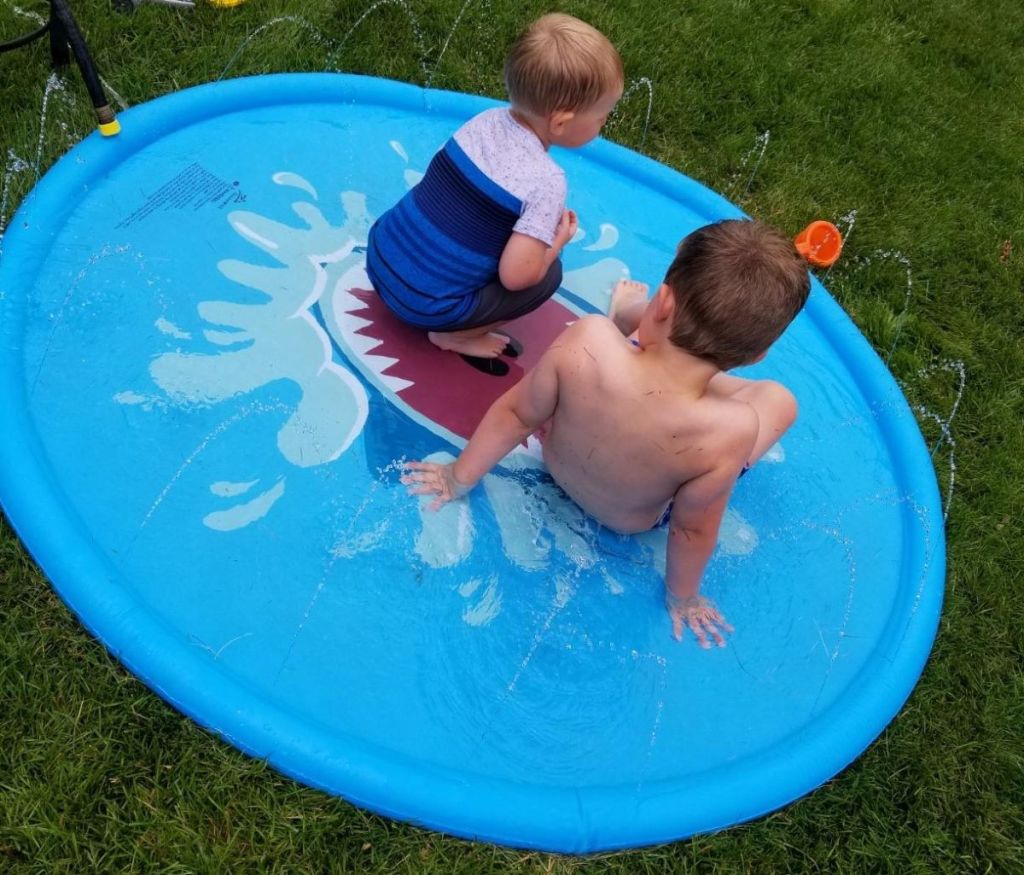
[{"xmin": 366, "ymin": 137, "xmax": 525, "ymax": 329}]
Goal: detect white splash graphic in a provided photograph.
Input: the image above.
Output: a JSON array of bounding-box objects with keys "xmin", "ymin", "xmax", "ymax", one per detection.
[
  {"xmin": 388, "ymin": 138, "xmax": 424, "ymax": 188},
  {"xmin": 113, "ymin": 390, "xmax": 153, "ymax": 406},
  {"xmin": 582, "ymin": 223, "xmax": 620, "ymax": 252},
  {"xmin": 155, "ymin": 316, "xmax": 191, "ymax": 339},
  {"xmin": 204, "ymin": 478, "xmax": 286, "ymax": 531},
  {"xmin": 389, "ymin": 140, "xmax": 409, "ymax": 162},
  {"xmin": 210, "ymin": 480, "xmax": 258, "ymax": 498},
  {"xmin": 127, "ymin": 172, "xmax": 372, "ymax": 529},
  {"xmin": 272, "ymin": 171, "xmax": 318, "ymax": 200}
]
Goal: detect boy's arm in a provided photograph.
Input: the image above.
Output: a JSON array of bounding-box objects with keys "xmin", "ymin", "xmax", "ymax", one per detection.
[
  {"xmin": 664, "ymin": 473, "xmax": 736, "ymax": 648},
  {"xmin": 664, "ymin": 412, "xmax": 757, "ymax": 647},
  {"xmin": 498, "ymin": 210, "xmax": 577, "ymax": 290},
  {"xmin": 403, "ymin": 339, "xmax": 563, "ymax": 508}
]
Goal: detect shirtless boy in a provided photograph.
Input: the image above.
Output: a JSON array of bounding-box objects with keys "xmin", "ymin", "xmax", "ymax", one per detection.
[{"xmin": 402, "ymin": 219, "xmax": 811, "ymax": 648}]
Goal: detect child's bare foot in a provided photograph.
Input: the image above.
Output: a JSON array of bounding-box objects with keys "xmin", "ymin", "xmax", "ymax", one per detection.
[
  {"xmin": 609, "ymin": 279, "xmax": 649, "ymax": 335},
  {"xmin": 427, "ymin": 330, "xmax": 508, "ymax": 359}
]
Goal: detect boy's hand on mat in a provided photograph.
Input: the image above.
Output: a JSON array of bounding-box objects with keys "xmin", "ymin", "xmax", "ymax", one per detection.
[
  {"xmin": 666, "ymin": 594, "xmax": 733, "ymax": 649},
  {"xmin": 402, "ymin": 461, "xmax": 473, "ymax": 511}
]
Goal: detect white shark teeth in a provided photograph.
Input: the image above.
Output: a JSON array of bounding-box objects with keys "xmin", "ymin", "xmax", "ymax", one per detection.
[
  {"xmin": 343, "ymin": 331, "xmax": 383, "ymax": 355},
  {"xmin": 331, "ymin": 293, "xmax": 414, "ymax": 394},
  {"xmin": 342, "ymin": 313, "xmax": 372, "ymax": 330},
  {"xmin": 362, "ymin": 354, "xmax": 413, "ymax": 392},
  {"xmin": 334, "ymin": 288, "xmax": 370, "ymax": 314},
  {"xmin": 380, "ymin": 374, "xmax": 414, "ymax": 393}
]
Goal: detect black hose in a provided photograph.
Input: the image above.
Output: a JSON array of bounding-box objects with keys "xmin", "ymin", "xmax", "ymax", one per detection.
[
  {"xmin": 1, "ymin": 1, "xmax": 119, "ymax": 133},
  {"xmin": 0, "ymin": 21, "xmax": 49, "ymax": 53},
  {"xmin": 48, "ymin": 0, "xmax": 113, "ymax": 122}
]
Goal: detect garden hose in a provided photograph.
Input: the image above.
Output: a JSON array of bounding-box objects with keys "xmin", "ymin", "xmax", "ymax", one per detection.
[{"xmin": 0, "ymin": 1, "xmax": 120, "ymax": 136}]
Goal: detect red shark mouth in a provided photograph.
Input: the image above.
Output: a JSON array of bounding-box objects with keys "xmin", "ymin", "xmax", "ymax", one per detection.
[{"xmin": 327, "ymin": 287, "xmax": 576, "ymax": 443}]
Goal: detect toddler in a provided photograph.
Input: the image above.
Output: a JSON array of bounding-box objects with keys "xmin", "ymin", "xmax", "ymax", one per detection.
[{"xmin": 366, "ymin": 14, "xmax": 623, "ymax": 375}]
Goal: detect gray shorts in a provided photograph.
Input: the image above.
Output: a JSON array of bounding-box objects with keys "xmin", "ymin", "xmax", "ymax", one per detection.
[{"xmin": 445, "ymin": 259, "xmax": 562, "ymax": 331}]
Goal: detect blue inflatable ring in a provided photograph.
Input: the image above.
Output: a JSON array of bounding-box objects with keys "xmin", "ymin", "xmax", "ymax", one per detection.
[{"xmin": 0, "ymin": 74, "xmax": 944, "ymax": 852}]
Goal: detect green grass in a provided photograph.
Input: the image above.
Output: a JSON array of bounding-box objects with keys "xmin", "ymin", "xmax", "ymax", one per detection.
[{"xmin": 2, "ymin": 0, "xmax": 1023, "ymax": 871}]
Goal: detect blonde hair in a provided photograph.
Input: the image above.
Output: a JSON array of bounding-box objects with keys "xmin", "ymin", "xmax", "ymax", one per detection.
[
  {"xmin": 664, "ymin": 220, "xmax": 810, "ymax": 370},
  {"xmin": 503, "ymin": 13, "xmax": 623, "ymax": 115}
]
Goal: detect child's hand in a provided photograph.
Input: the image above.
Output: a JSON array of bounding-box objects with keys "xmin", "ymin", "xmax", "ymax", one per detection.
[
  {"xmin": 666, "ymin": 593, "xmax": 733, "ymax": 649},
  {"xmin": 402, "ymin": 461, "xmax": 472, "ymax": 511},
  {"xmin": 553, "ymin": 209, "xmax": 578, "ymax": 251}
]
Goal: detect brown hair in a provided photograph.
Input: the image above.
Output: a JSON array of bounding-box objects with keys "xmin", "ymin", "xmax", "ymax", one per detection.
[
  {"xmin": 503, "ymin": 13, "xmax": 623, "ymax": 115},
  {"xmin": 664, "ymin": 220, "xmax": 810, "ymax": 370}
]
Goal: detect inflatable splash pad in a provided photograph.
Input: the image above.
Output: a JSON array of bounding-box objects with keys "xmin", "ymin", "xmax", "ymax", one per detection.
[{"xmin": 0, "ymin": 74, "xmax": 944, "ymax": 852}]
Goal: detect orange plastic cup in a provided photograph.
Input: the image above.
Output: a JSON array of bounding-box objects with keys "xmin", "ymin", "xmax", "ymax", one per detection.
[{"xmin": 794, "ymin": 220, "xmax": 843, "ymax": 268}]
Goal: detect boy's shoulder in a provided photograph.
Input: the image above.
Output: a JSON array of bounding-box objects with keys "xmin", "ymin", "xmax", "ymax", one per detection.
[
  {"xmin": 703, "ymin": 394, "xmax": 760, "ymax": 453},
  {"xmin": 456, "ymin": 108, "xmax": 564, "ymax": 177},
  {"xmin": 556, "ymin": 313, "xmax": 628, "ymax": 352},
  {"xmin": 457, "ymin": 107, "xmax": 518, "ymax": 146},
  {"xmin": 541, "ymin": 315, "xmax": 629, "ymax": 375},
  {"xmin": 569, "ymin": 312, "xmax": 625, "ymax": 332},
  {"xmin": 459, "ymin": 106, "xmax": 509, "ymax": 134}
]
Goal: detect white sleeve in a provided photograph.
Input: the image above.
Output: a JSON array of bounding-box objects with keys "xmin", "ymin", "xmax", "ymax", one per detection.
[{"xmin": 512, "ymin": 172, "xmax": 567, "ymax": 246}]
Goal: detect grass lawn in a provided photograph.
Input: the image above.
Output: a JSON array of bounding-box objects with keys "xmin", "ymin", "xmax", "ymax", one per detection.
[{"xmin": 2, "ymin": 0, "xmax": 1022, "ymax": 871}]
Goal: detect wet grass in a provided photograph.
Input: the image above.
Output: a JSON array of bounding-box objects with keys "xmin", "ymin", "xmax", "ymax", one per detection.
[{"xmin": 2, "ymin": 0, "xmax": 1023, "ymax": 871}]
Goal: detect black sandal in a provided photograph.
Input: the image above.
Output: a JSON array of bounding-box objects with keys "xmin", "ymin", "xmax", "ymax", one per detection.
[
  {"xmin": 495, "ymin": 332, "xmax": 523, "ymax": 358},
  {"xmin": 459, "ymin": 354, "xmax": 510, "ymax": 377}
]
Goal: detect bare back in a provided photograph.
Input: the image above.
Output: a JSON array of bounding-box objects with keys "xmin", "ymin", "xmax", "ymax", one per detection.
[{"xmin": 540, "ymin": 316, "xmax": 757, "ymax": 533}]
